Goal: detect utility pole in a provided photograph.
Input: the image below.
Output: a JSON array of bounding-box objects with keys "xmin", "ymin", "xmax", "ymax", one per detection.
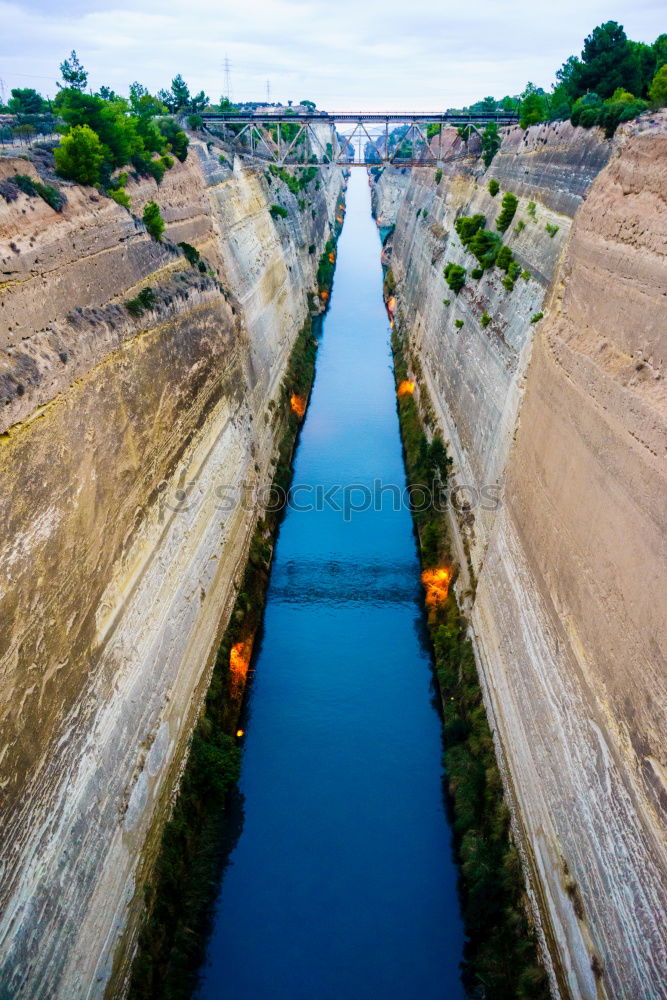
[{"xmin": 223, "ymin": 55, "xmax": 232, "ymax": 103}]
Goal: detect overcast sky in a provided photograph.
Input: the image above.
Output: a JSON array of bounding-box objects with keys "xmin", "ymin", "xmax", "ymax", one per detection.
[{"xmin": 1, "ymin": 0, "xmax": 664, "ymax": 110}]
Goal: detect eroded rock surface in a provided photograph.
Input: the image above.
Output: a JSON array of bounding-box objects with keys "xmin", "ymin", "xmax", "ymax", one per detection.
[
  {"xmin": 0, "ymin": 139, "xmax": 344, "ymax": 998},
  {"xmin": 373, "ymin": 116, "xmax": 667, "ymax": 1000}
]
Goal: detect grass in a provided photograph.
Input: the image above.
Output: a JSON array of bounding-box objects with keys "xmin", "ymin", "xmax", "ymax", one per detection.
[{"xmin": 390, "ymin": 323, "xmax": 549, "ymax": 1000}]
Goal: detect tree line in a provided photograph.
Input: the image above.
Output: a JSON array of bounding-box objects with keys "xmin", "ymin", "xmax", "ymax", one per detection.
[{"xmin": 459, "ymin": 21, "xmax": 666, "ymax": 139}]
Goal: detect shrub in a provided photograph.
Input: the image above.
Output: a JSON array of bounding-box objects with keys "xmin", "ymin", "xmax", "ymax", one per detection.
[
  {"xmin": 143, "ymin": 200, "xmax": 165, "ymax": 240},
  {"xmin": 521, "ymin": 269, "xmax": 531, "ymax": 281},
  {"xmin": 502, "ymin": 276, "xmax": 514, "ymax": 292},
  {"xmin": 496, "ymin": 192, "xmax": 518, "ymax": 232},
  {"xmin": 488, "ymin": 178, "xmax": 499, "ymax": 196},
  {"xmin": 471, "ymin": 267, "xmax": 483, "ymax": 279},
  {"xmin": 508, "ymin": 260, "xmax": 521, "ymax": 282},
  {"xmin": 178, "ymin": 241, "xmax": 201, "ymax": 266},
  {"xmin": 545, "ymin": 222, "xmax": 559, "ymax": 237},
  {"xmin": 530, "ymin": 311, "xmax": 544, "ymax": 323},
  {"xmin": 126, "ymin": 286, "xmax": 157, "ymax": 315},
  {"xmin": 649, "ymin": 64, "xmax": 667, "ymax": 106},
  {"xmin": 527, "ymin": 201, "xmax": 537, "ymax": 218},
  {"xmin": 495, "ymin": 244, "xmax": 513, "ymax": 271},
  {"xmin": 269, "ymin": 204, "xmax": 289, "ymax": 219},
  {"xmin": 110, "ymin": 188, "xmax": 131, "ymax": 209},
  {"xmin": 12, "ymin": 173, "xmax": 65, "ymax": 212},
  {"xmin": 455, "ymin": 213, "xmax": 485, "ymax": 246},
  {"xmin": 160, "ymin": 154, "xmax": 174, "ymax": 170},
  {"xmin": 158, "ymin": 117, "xmax": 189, "ymax": 161},
  {"xmin": 443, "ymin": 298, "xmax": 451, "ymax": 306},
  {"xmin": 219, "ymin": 153, "xmax": 228, "ymax": 165},
  {"xmin": 468, "ymin": 229, "xmax": 501, "ymax": 269},
  {"xmin": 423, "ymin": 209, "xmax": 428, "ymax": 219},
  {"xmin": 481, "ymin": 312, "xmax": 491, "ymax": 328},
  {"xmin": 454, "ymin": 319, "xmax": 464, "ymax": 329},
  {"xmin": 515, "ymin": 219, "xmax": 525, "ymax": 233},
  {"xmin": 187, "ymin": 113, "xmax": 203, "ymax": 129},
  {"xmin": 444, "ymin": 262, "xmax": 466, "ymax": 294},
  {"xmin": 435, "ymin": 168, "xmax": 442, "ymax": 184},
  {"xmin": 481, "ymin": 121, "xmax": 500, "ymax": 167},
  {"xmin": 54, "ymin": 124, "xmax": 105, "ymax": 185},
  {"xmin": 132, "ymin": 152, "xmax": 166, "ymax": 184}
]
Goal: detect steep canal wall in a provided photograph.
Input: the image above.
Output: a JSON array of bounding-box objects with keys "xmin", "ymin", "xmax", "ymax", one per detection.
[
  {"xmin": 372, "ymin": 115, "xmax": 667, "ymax": 1000},
  {"xmin": 0, "ymin": 134, "xmax": 345, "ymax": 997}
]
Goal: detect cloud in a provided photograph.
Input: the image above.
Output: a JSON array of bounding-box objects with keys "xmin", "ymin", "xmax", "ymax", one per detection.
[{"xmin": 1, "ymin": 0, "xmax": 664, "ymax": 108}]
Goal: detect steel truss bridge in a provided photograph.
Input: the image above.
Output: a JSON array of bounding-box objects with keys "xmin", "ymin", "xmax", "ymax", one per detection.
[{"xmin": 201, "ymin": 111, "xmax": 518, "ymax": 166}]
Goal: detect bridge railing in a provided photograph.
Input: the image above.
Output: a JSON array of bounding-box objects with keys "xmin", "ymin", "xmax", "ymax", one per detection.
[{"xmin": 201, "ymin": 111, "xmax": 517, "ymax": 167}]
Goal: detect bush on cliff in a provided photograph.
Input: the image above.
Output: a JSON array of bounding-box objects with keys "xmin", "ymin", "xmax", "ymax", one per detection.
[
  {"xmin": 444, "ymin": 262, "xmax": 466, "ymax": 294},
  {"xmin": 12, "ymin": 173, "xmax": 65, "ymax": 212},
  {"xmin": 496, "ymin": 192, "xmax": 518, "ymax": 232},
  {"xmin": 481, "ymin": 121, "xmax": 500, "ymax": 167},
  {"xmin": 54, "ymin": 124, "xmax": 105, "ymax": 185},
  {"xmin": 488, "ymin": 178, "xmax": 499, "ymax": 196},
  {"xmin": 649, "ymin": 63, "xmax": 667, "ymax": 105},
  {"xmin": 269, "ymin": 203, "xmax": 289, "ymax": 219},
  {"xmin": 143, "ymin": 200, "xmax": 165, "ymax": 240}
]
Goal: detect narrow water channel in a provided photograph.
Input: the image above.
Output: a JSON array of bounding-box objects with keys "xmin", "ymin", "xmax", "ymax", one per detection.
[{"xmin": 197, "ymin": 171, "xmax": 465, "ymax": 999}]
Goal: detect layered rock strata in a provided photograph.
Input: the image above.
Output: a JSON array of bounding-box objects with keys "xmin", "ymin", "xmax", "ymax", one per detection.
[
  {"xmin": 0, "ymin": 137, "xmax": 343, "ymax": 998},
  {"xmin": 373, "ymin": 116, "xmax": 667, "ymax": 999}
]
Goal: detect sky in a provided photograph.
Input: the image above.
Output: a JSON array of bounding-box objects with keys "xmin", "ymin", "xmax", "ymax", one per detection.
[{"xmin": 0, "ymin": 0, "xmax": 664, "ymax": 110}]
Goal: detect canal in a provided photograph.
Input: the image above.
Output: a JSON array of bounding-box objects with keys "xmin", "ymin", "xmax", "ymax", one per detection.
[{"xmin": 196, "ymin": 170, "xmax": 465, "ymax": 999}]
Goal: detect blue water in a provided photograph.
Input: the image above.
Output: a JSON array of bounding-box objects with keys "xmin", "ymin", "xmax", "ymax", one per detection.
[{"xmin": 197, "ymin": 171, "xmax": 465, "ymax": 999}]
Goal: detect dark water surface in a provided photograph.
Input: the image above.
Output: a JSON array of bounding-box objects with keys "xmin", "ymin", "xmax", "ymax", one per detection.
[{"xmin": 197, "ymin": 171, "xmax": 465, "ymax": 999}]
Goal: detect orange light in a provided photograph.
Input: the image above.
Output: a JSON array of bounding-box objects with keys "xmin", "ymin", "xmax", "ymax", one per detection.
[
  {"xmin": 320, "ymin": 289, "xmax": 329, "ymax": 301},
  {"xmin": 290, "ymin": 394, "xmax": 306, "ymax": 418},
  {"xmin": 397, "ymin": 380, "xmax": 415, "ymax": 396},
  {"xmin": 236, "ymin": 729, "xmax": 245, "ymax": 738},
  {"xmin": 328, "ymin": 251, "xmax": 335, "ymax": 263},
  {"xmin": 421, "ymin": 568, "xmax": 451, "ymax": 608},
  {"xmin": 336, "ymin": 215, "xmax": 343, "ymax": 223},
  {"xmin": 386, "ymin": 295, "xmax": 396, "ymax": 314},
  {"xmin": 230, "ymin": 640, "xmax": 252, "ymax": 682}
]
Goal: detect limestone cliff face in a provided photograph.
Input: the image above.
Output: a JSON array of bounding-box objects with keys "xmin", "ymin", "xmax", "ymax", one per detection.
[
  {"xmin": 373, "ymin": 117, "xmax": 667, "ymax": 999},
  {"xmin": 0, "ymin": 139, "xmax": 344, "ymax": 998}
]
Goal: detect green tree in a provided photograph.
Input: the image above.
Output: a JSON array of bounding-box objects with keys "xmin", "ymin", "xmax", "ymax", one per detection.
[
  {"xmin": 158, "ymin": 117, "xmax": 189, "ymax": 161},
  {"xmin": 54, "ymin": 125, "xmax": 105, "ymax": 185},
  {"xmin": 574, "ymin": 22, "xmax": 644, "ymax": 99},
  {"xmin": 58, "ymin": 50, "xmax": 88, "ymax": 91},
  {"xmin": 649, "ymin": 64, "xmax": 667, "ymax": 106},
  {"xmin": 56, "ymin": 90, "xmax": 141, "ymax": 171},
  {"xmin": 481, "ymin": 121, "xmax": 500, "ymax": 167},
  {"xmin": 653, "ymin": 34, "xmax": 667, "ymax": 71},
  {"xmin": 96, "ymin": 86, "xmax": 118, "ymax": 101},
  {"xmin": 519, "ymin": 85, "xmax": 548, "ymax": 128},
  {"xmin": 143, "ymin": 200, "xmax": 165, "ymax": 240},
  {"xmin": 8, "ymin": 88, "xmax": 47, "ymax": 114},
  {"xmin": 170, "ymin": 73, "xmax": 190, "ymax": 110},
  {"xmin": 129, "ymin": 82, "xmax": 165, "ymax": 117}
]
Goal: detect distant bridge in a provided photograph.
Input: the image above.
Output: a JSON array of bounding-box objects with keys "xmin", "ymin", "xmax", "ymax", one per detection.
[{"xmin": 201, "ymin": 111, "xmax": 518, "ymax": 166}]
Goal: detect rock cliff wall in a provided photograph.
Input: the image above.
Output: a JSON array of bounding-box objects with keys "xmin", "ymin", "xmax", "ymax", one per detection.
[
  {"xmin": 0, "ymin": 138, "xmax": 343, "ymax": 998},
  {"xmin": 373, "ymin": 117, "xmax": 667, "ymax": 999}
]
